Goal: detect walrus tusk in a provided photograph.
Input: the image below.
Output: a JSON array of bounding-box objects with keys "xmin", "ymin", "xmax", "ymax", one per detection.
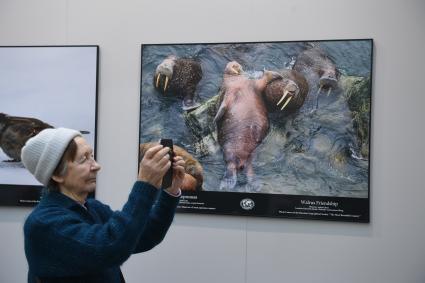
[
  {"xmin": 281, "ymin": 96, "xmax": 292, "ymax": 111},
  {"xmin": 317, "ymin": 85, "xmax": 323, "ymax": 95},
  {"xmin": 277, "ymin": 91, "xmax": 288, "ymax": 106},
  {"xmin": 155, "ymin": 74, "xmax": 161, "ymax": 88},
  {"xmin": 327, "ymin": 87, "xmax": 332, "ymax": 96},
  {"xmin": 164, "ymin": 76, "xmax": 169, "ymax": 92}
]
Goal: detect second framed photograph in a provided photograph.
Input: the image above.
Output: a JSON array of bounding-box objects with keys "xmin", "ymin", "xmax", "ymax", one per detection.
[
  {"xmin": 139, "ymin": 39, "xmax": 372, "ymax": 222},
  {"xmin": 0, "ymin": 45, "xmax": 99, "ymax": 206}
]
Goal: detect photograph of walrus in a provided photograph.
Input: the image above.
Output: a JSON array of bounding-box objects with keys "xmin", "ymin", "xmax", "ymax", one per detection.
[
  {"xmin": 0, "ymin": 46, "xmax": 98, "ymax": 206},
  {"xmin": 140, "ymin": 39, "xmax": 372, "ymax": 222}
]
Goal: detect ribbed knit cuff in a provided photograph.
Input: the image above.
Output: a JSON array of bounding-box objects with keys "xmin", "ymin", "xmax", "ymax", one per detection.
[
  {"xmin": 156, "ymin": 189, "xmax": 180, "ymax": 210},
  {"xmin": 164, "ymin": 188, "xmax": 181, "ymax": 198}
]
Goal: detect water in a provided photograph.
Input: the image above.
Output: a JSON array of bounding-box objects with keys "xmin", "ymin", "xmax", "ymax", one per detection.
[{"xmin": 140, "ymin": 40, "xmax": 372, "ymax": 198}]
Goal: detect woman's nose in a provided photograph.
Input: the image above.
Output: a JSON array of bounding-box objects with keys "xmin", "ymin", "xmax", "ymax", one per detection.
[{"xmin": 91, "ymin": 160, "xmax": 101, "ymax": 171}]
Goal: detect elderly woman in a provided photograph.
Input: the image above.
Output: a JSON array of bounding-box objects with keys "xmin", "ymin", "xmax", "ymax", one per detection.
[{"xmin": 21, "ymin": 128, "xmax": 184, "ymax": 283}]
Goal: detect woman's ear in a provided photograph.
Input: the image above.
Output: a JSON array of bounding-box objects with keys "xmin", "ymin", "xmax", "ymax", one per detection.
[{"xmin": 51, "ymin": 174, "xmax": 64, "ymax": 184}]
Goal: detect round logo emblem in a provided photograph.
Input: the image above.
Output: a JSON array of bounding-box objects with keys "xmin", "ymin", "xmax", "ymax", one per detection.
[{"xmin": 240, "ymin": 198, "xmax": 255, "ymax": 210}]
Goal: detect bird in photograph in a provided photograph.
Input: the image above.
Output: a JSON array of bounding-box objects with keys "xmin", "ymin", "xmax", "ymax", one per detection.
[{"xmin": 0, "ymin": 113, "xmax": 53, "ymax": 162}]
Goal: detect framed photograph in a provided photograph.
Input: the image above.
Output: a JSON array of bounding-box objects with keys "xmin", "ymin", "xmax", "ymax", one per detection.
[
  {"xmin": 0, "ymin": 46, "xmax": 98, "ymax": 206},
  {"xmin": 140, "ymin": 39, "xmax": 372, "ymax": 222}
]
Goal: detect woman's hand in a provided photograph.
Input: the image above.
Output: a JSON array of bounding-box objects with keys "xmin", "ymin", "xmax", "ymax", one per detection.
[
  {"xmin": 166, "ymin": 155, "xmax": 185, "ymax": 195},
  {"xmin": 138, "ymin": 145, "xmax": 171, "ymax": 189}
]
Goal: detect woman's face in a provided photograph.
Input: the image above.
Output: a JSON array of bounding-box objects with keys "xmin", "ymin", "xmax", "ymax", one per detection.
[{"xmin": 60, "ymin": 136, "xmax": 101, "ymax": 195}]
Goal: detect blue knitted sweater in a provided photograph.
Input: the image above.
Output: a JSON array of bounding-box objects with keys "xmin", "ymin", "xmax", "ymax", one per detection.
[{"xmin": 24, "ymin": 181, "xmax": 180, "ymax": 283}]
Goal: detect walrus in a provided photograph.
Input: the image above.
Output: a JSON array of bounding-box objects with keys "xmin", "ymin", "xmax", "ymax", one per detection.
[
  {"xmin": 263, "ymin": 69, "xmax": 309, "ymax": 114},
  {"xmin": 214, "ymin": 61, "xmax": 281, "ymax": 191},
  {"xmin": 293, "ymin": 44, "xmax": 340, "ymax": 109},
  {"xmin": 0, "ymin": 113, "xmax": 53, "ymax": 161},
  {"xmin": 153, "ymin": 55, "xmax": 203, "ymax": 111},
  {"xmin": 139, "ymin": 142, "xmax": 204, "ymax": 191}
]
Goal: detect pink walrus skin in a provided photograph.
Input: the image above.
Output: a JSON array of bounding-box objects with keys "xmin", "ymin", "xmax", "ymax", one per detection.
[{"xmin": 214, "ymin": 61, "xmax": 281, "ymax": 192}]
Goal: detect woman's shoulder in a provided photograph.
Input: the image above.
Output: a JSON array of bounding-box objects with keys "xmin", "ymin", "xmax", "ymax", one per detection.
[
  {"xmin": 23, "ymin": 204, "xmax": 72, "ymax": 239},
  {"xmin": 25, "ymin": 201, "xmax": 70, "ymax": 222}
]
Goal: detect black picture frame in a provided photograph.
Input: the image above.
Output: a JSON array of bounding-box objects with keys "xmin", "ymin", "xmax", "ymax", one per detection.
[
  {"xmin": 139, "ymin": 39, "xmax": 372, "ymax": 222},
  {"xmin": 0, "ymin": 45, "xmax": 99, "ymax": 206}
]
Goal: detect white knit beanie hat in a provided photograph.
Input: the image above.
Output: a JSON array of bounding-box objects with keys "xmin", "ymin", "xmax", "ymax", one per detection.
[{"xmin": 21, "ymin": 128, "xmax": 81, "ymax": 186}]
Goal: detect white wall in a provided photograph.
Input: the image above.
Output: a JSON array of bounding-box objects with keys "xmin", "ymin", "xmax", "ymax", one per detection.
[{"xmin": 1, "ymin": 0, "xmax": 424, "ymax": 282}]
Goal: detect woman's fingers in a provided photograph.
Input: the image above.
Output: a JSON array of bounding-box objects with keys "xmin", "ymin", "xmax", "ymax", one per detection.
[
  {"xmin": 173, "ymin": 155, "xmax": 184, "ymax": 164},
  {"xmin": 160, "ymin": 160, "xmax": 171, "ymax": 173},
  {"xmin": 173, "ymin": 157, "xmax": 185, "ymax": 175},
  {"xmin": 174, "ymin": 156, "xmax": 185, "ymax": 166},
  {"xmin": 144, "ymin": 144, "xmax": 164, "ymax": 159},
  {"xmin": 152, "ymin": 147, "xmax": 171, "ymax": 163},
  {"xmin": 157, "ymin": 153, "xmax": 171, "ymax": 168}
]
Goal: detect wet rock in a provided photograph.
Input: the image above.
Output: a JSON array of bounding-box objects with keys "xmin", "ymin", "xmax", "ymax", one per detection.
[
  {"xmin": 340, "ymin": 76, "xmax": 371, "ymax": 158},
  {"xmin": 183, "ymin": 93, "xmax": 221, "ymax": 156}
]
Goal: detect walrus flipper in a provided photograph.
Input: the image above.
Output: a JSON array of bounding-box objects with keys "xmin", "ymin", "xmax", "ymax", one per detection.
[
  {"xmin": 255, "ymin": 70, "xmax": 283, "ymax": 93},
  {"xmin": 219, "ymin": 165, "xmax": 237, "ymax": 191},
  {"xmin": 245, "ymin": 179, "xmax": 262, "ymax": 192},
  {"xmin": 265, "ymin": 70, "xmax": 284, "ymax": 81}
]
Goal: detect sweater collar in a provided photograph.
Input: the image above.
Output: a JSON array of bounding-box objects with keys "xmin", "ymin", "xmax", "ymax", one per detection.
[{"xmin": 39, "ymin": 189, "xmax": 87, "ymax": 209}]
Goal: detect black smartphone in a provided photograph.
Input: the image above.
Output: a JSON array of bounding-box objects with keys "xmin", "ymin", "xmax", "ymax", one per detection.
[{"xmin": 160, "ymin": 139, "xmax": 174, "ymax": 188}]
